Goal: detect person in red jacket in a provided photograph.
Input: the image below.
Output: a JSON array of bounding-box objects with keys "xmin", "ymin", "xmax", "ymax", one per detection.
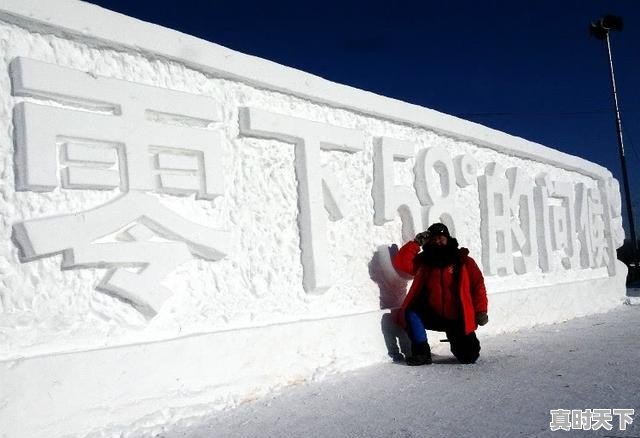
[{"xmin": 392, "ymin": 223, "xmax": 488, "ymax": 365}]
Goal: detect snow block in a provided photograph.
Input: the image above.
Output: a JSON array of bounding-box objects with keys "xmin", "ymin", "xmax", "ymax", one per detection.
[{"xmin": 0, "ymin": 1, "xmax": 628, "ymax": 437}]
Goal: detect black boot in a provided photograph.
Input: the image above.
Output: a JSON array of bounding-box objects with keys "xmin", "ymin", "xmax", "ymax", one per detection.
[
  {"xmin": 448, "ymin": 331, "xmax": 480, "ymax": 364},
  {"xmin": 406, "ymin": 341, "xmax": 432, "ymax": 366}
]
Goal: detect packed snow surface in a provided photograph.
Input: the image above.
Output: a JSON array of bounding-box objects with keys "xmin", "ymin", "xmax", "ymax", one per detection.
[{"xmin": 117, "ymin": 304, "xmax": 640, "ymax": 438}]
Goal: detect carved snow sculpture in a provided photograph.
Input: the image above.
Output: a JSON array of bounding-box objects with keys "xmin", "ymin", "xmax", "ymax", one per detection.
[
  {"xmin": 604, "ymin": 177, "xmax": 625, "ymax": 248},
  {"xmin": 454, "ymin": 154, "xmax": 478, "ymax": 188},
  {"xmin": 479, "ymin": 163, "xmax": 538, "ymax": 276},
  {"xmin": 588, "ymin": 183, "xmax": 616, "ymax": 273},
  {"xmin": 595, "ymin": 179, "xmax": 618, "ymax": 276},
  {"xmin": 10, "ymin": 57, "xmax": 230, "ymax": 317},
  {"xmin": 575, "ymin": 183, "xmax": 595, "ymax": 269},
  {"xmin": 372, "ymin": 137, "xmax": 422, "ymax": 243},
  {"xmin": 574, "ymin": 182, "xmax": 615, "ymax": 273},
  {"xmin": 414, "ymin": 146, "xmax": 459, "ymax": 236},
  {"xmin": 535, "ymin": 174, "xmax": 579, "ymax": 271},
  {"xmin": 371, "ymin": 137, "xmax": 422, "ymax": 286},
  {"xmin": 239, "ymin": 107, "xmax": 364, "ymax": 294}
]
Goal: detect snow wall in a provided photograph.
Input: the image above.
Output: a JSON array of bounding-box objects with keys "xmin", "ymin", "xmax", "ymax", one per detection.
[{"xmin": 0, "ymin": 1, "xmax": 628, "ymax": 437}]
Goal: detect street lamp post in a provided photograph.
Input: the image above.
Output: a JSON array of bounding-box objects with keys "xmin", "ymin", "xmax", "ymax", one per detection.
[{"xmin": 590, "ymin": 15, "xmax": 639, "ymax": 275}]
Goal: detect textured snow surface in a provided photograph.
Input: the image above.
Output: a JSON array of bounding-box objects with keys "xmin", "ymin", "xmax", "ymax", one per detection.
[
  {"xmin": 115, "ymin": 304, "xmax": 640, "ymax": 438},
  {"xmin": 0, "ymin": 19, "xmax": 614, "ymax": 361}
]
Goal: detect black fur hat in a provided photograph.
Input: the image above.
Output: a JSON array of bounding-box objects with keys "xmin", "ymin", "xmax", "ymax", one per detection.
[{"xmin": 426, "ymin": 222, "xmax": 450, "ymax": 238}]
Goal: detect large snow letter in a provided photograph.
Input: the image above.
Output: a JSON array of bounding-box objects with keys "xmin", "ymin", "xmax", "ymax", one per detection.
[
  {"xmin": 10, "ymin": 57, "xmax": 230, "ymax": 317},
  {"xmin": 454, "ymin": 154, "xmax": 479, "ymax": 188},
  {"xmin": 414, "ymin": 146, "xmax": 459, "ymax": 235},
  {"xmin": 11, "ymin": 57, "xmax": 224, "ymax": 198},
  {"xmin": 13, "ymin": 193, "xmax": 228, "ymax": 316},
  {"xmin": 575, "ymin": 182, "xmax": 615, "ymax": 274},
  {"xmin": 479, "ymin": 164, "xmax": 537, "ymax": 276},
  {"xmin": 604, "ymin": 177, "xmax": 625, "ymax": 249},
  {"xmin": 587, "ymin": 187, "xmax": 611, "ymax": 270},
  {"xmin": 597, "ymin": 179, "xmax": 618, "ymax": 275},
  {"xmin": 596, "ymin": 179, "xmax": 618, "ymax": 275},
  {"xmin": 239, "ymin": 108, "xmax": 364, "ymax": 294},
  {"xmin": 574, "ymin": 183, "xmax": 594, "ymax": 269},
  {"xmin": 534, "ymin": 174, "xmax": 579, "ymax": 271},
  {"xmin": 372, "ymin": 137, "xmax": 422, "ymax": 243},
  {"xmin": 479, "ymin": 163, "xmax": 511, "ymax": 276}
]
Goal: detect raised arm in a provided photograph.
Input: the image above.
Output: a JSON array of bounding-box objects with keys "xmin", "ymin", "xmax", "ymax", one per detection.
[{"xmin": 392, "ymin": 240, "xmax": 421, "ymax": 276}]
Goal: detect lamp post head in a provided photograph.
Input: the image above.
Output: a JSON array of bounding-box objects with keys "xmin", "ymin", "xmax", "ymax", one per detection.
[{"xmin": 590, "ymin": 15, "xmax": 624, "ymax": 40}]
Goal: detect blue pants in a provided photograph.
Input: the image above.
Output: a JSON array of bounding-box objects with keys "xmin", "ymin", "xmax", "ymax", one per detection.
[
  {"xmin": 405, "ymin": 309, "xmax": 481, "ymax": 363},
  {"xmin": 406, "ymin": 310, "xmax": 428, "ymax": 343}
]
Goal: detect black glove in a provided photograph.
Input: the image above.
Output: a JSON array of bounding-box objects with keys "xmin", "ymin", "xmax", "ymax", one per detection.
[
  {"xmin": 414, "ymin": 231, "xmax": 430, "ymax": 246},
  {"xmin": 476, "ymin": 312, "xmax": 489, "ymax": 326}
]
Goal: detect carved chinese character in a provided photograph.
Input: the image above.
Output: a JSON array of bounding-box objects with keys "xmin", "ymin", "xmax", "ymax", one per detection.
[
  {"xmin": 588, "ymin": 186, "xmax": 611, "ymax": 269},
  {"xmin": 11, "ymin": 57, "xmax": 230, "ymax": 317},
  {"xmin": 535, "ymin": 174, "xmax": 579, "ymax": 271},
  {"xmin": 575, "ymin": 182, "xmax": 614, "ymax": 272},
  {"xmin": 479, "ymin": 163, "xmax": 537, "ymax": 275},
  {"xmin": 604, "ymin": 177, "xmax": 624, "ymax": 248},
  {"xmin": 239, "ymin": 107, "xmax": 364, "ymax": 294}
]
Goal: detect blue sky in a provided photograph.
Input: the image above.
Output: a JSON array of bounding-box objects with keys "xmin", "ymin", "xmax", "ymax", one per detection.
[{"xmin": 85, "ymin": 0, "xmax": 640, "ymax": 233}]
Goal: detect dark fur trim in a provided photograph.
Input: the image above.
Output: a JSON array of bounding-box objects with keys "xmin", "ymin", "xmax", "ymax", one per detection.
[{"xmin": 416, "ymin": 238, "xmax": 468, "ymax": 267}]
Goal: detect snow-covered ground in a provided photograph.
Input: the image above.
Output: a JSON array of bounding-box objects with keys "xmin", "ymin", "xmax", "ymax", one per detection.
[{"xmin": 102, "ymin": 301, "xmax": 640, "ymax": 438}]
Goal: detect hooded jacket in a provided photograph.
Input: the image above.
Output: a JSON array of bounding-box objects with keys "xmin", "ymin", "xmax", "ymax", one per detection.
[{"xmin": 393, "ymin": 240, "xmax": 488, "ymax": 335}]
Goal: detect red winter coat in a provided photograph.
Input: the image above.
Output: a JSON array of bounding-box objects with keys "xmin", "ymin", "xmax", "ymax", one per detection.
[{"xmin": 392, "ymin": 241, "xmax": 488, "ymax": 335}]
